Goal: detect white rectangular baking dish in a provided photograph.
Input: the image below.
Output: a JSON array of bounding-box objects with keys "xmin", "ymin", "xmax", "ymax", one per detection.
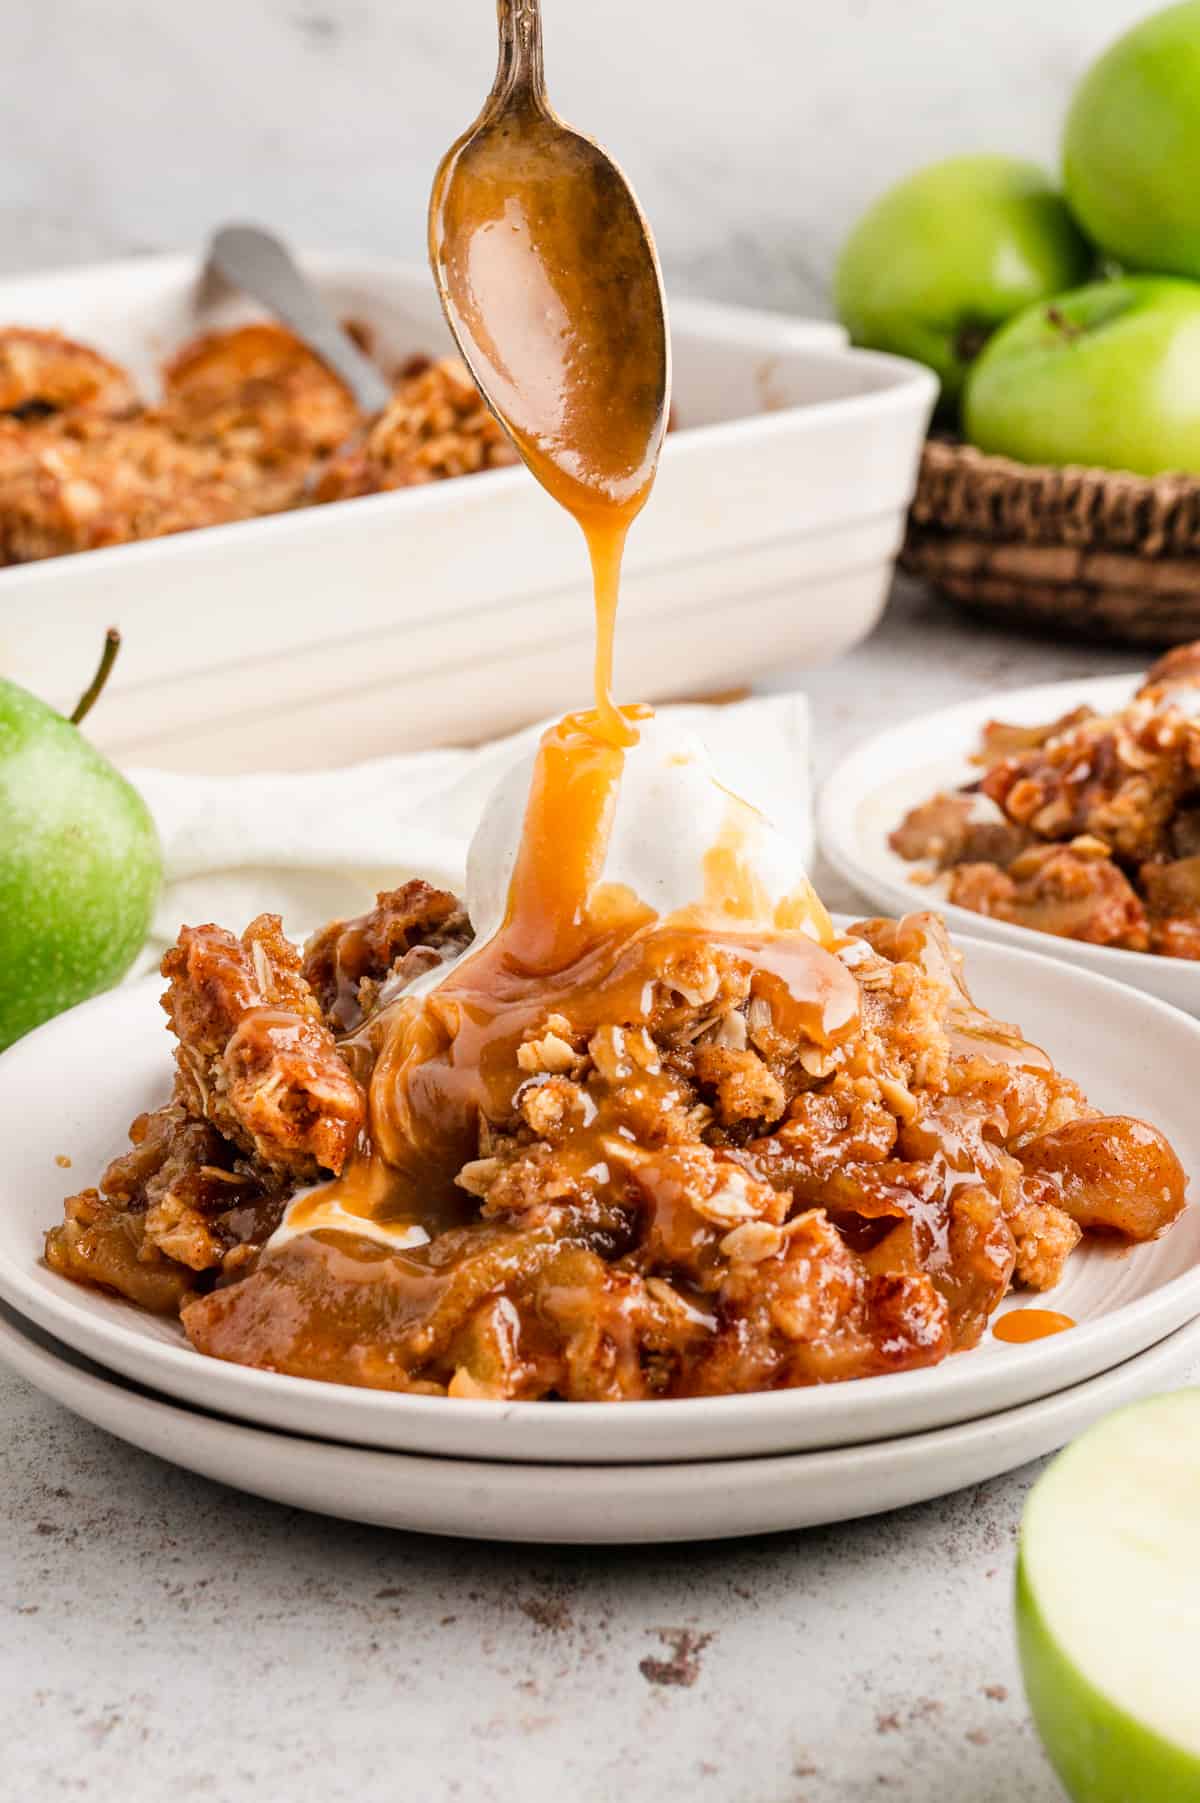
[{"xmin": 0, "ymin": 253, "xmax": 936, "ymax": 772}]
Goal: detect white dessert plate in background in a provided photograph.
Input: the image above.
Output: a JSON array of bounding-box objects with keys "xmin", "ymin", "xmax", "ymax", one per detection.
[
  {"xmin": 1, "ymin": 929, "xmax": 1199, "ymax": 1463},
  {"xmin": 818, "ymin": 673, "xmax": 1200, "ymax": 1014},
  {"xmin": 0, "ymin": 252, "xmax": 936, "ymax": 772},
  {"xmin": 2, "ymin": 1303, "xmax": 1196, "ymax": 1544}
]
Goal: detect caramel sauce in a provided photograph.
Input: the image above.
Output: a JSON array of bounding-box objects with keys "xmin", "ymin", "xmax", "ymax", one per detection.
[
  {"xmin": 993, "ymin": 1309, "xmax": 1076, "ymax": 1344},
  {"xmin": 701, "ymin": 800, "xmax": 834, "ymax": 940},
  {"xmin": 284, "ymin": 709, "xmax": 856, "ymax": 1250},
  {"xmin": 281, "ymin": 1158, "xmax": 431, "ymax": 1250},
  {"xmin": 429, "ymin": 43, "xmax": 669, "ymax": 743},
  {"xmin": 278, "ymin": 10, "xmax": 850, "ymax": 1269},
  {"xmin": 947, "ymin": 1019, "xmax": 1053, "ymax": 1074}
]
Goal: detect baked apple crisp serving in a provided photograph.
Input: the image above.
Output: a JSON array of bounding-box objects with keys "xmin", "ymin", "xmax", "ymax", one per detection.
[
  {"xmin": 45, "ymin": 715, "xmax": 1186, "ymax": 1399},
  {"xmin": 891, "ymin": 643, "xmax": 1200, "ymax": 959},
  {"xmin": 0, "ymin": 325, "xmax": 516, "ymax": 565}
]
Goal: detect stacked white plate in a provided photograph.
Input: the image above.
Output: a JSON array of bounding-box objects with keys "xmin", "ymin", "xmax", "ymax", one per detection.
[{"xmin": 2, "ymin": 928, "xmax": 1199, "ymax": 1544}]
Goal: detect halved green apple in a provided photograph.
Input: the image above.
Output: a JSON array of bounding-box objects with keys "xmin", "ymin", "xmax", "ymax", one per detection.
[{"xmin": 1017, "ymin": 1390, "xmax": 1200, "ymax": 1801}]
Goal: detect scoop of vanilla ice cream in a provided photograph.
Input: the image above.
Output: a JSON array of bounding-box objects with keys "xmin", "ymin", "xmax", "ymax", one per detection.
[
  {"xmin": 271, "ymin": 719, "xmax": 819, "ymax": 1252},
  {"xmin": 465, "ymin": 714, "xmax": 818, "ymax": 949}
]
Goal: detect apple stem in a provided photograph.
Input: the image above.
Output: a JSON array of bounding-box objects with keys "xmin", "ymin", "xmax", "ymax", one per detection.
[
  {"xmin": 70, "ymin": 628, "xmax": 121, "ymax": 726},
  {"xmin": 1045, "ymin": 306, "xmax": 1083, "ymax": 343},
  {"xmin": 954, "ymin": 321, "xmax": 993, "ymax": 367}
]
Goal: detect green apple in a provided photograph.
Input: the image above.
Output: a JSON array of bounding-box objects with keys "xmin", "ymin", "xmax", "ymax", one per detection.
[
  {"xmin": 964, "ymin": 275, "xmax": 1200, "ymax": 474},
  {"xmin": 0, "ymin": 633, "xmax": 161, "ymax": 1050},
  {"xmin": 834, "ymin": 153, "xmax": 1094, "ymax": 409},
  {"xmin": 1017, "ymin": 1389, "xmax": 1200, "ymax": 1802},
  {"xmin": 1065, "ymin": 1, "xmax": 1200, "ymax": 280}
]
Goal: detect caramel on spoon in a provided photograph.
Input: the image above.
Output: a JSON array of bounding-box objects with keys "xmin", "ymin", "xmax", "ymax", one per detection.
[{"xmin": 429, "ymin": 0, "xmax": 670, "ymax": 746}]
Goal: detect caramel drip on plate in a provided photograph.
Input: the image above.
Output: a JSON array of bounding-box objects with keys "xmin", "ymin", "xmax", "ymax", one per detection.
[{"xmin": 993, "ymin": 1309, "xmax": 1076, "ymax": 1344}]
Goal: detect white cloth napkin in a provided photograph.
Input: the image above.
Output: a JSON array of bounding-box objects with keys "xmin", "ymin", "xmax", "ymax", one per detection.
[{"xmin": 124, "ymin": 692, "xmax": 813, "ymax": 970}]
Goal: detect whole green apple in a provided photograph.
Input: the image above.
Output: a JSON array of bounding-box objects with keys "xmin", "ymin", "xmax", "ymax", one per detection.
[
  {"xmin": 834, "ymin": 153, "xmax": 1093, "ymax": 409},
  {"xmin": 0, "ymin": 635, "xmax": 161, "ymax": 1050},
  {"xmin": 1065, "ymin": 0, "xmax": 1200, "ymax": 280},
  {"xmin": 964, "ymin": 275, "xmax": 1200, "ymax": 474},
  {"xmin": 1017, "ymin": 1390, "xmax": 1200, "ymax": 1802}
]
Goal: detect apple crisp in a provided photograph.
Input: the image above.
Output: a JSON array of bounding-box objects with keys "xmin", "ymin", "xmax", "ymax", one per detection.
[
  {"xmin": 891, "ymin": 644, "xmax": 1200, "ymax": 959},
  {"xmin": 0, "ymin": 324, "xmax": 518, "ymax": 566},
  {"xmin": 44, "ymin": 886, "xmax": 1186, "ymax": 1398}
]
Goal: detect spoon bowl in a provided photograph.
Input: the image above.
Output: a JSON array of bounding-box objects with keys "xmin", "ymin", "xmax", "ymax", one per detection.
[{"xmin": 428, "ymin": 0, "xmax": 670, "ymax": 518}]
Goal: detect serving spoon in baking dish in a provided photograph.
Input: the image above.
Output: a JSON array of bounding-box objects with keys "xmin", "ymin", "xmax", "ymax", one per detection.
[
  {"xmin": 205, "ymin": 223, "xmax": 393, "ymax": 415},
  {"xmin": 428, "ymin": 0, "xmax": 670, "ymax": 742}
]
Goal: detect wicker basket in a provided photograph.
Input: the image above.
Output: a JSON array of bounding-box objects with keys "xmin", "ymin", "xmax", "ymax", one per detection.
[{"xmin": 900, "ymin": 438, "xmax": 1200, "ymax": 645}]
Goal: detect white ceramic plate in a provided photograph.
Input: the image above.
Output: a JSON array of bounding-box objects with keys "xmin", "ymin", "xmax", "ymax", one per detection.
[
  {"xmin": 2, "ymin": 935, "xmax": 1199, "ymax": 1463},
  {"xmin": 2, "ymin": 1303, "xmax": 1197, "ymax": 1544},
  {"xmin": 818, "ymin": 672, "xmax": 1200, "ymax": 1014}
]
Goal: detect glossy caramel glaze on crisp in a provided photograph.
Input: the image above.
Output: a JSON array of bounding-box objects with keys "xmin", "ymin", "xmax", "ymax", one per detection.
[{"xmin": 44, "ymin": 891, "xmax": 1187, "ymax": 1400}]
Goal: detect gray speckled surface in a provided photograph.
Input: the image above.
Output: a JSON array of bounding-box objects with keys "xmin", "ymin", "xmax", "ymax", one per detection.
[
  {"xmin": 2, "ymin": 579, "xmax": 1193, "ymax": 1802},
  {"xmin": 0, "ymin": 1, "xmax": 1153, "ymax": 313}
]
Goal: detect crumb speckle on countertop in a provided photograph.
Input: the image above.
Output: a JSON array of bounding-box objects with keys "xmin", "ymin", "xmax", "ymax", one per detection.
[
  {"xmin": 519, "ymin": 1596, "xmax": 573, "ymax": 1634},
  {"xmin": 638, "ymin": 1629, "xmax": 714, "ymax": 1688},
  {"xmin": 291, "ymin": 10, "xmax": 339, "ymax": 44}
]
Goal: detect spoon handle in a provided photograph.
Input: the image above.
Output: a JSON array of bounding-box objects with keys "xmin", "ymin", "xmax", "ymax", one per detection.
[
  {"xmin": 493, "ymin": 0, "xmax": 546, "ymax": 104},
  {"xmin": 206, "ymin": 224, "xmax": 393, "ymax": 414}
]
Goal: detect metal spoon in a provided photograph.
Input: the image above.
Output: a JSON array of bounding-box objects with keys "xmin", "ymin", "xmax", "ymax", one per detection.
[
  {"xmin": 205, "ymin": 223, "xmax": 393, "ymax": 415},
  {"xmin": 427, "ymin": 0, "xmax": 671, "ymax": 520}
]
